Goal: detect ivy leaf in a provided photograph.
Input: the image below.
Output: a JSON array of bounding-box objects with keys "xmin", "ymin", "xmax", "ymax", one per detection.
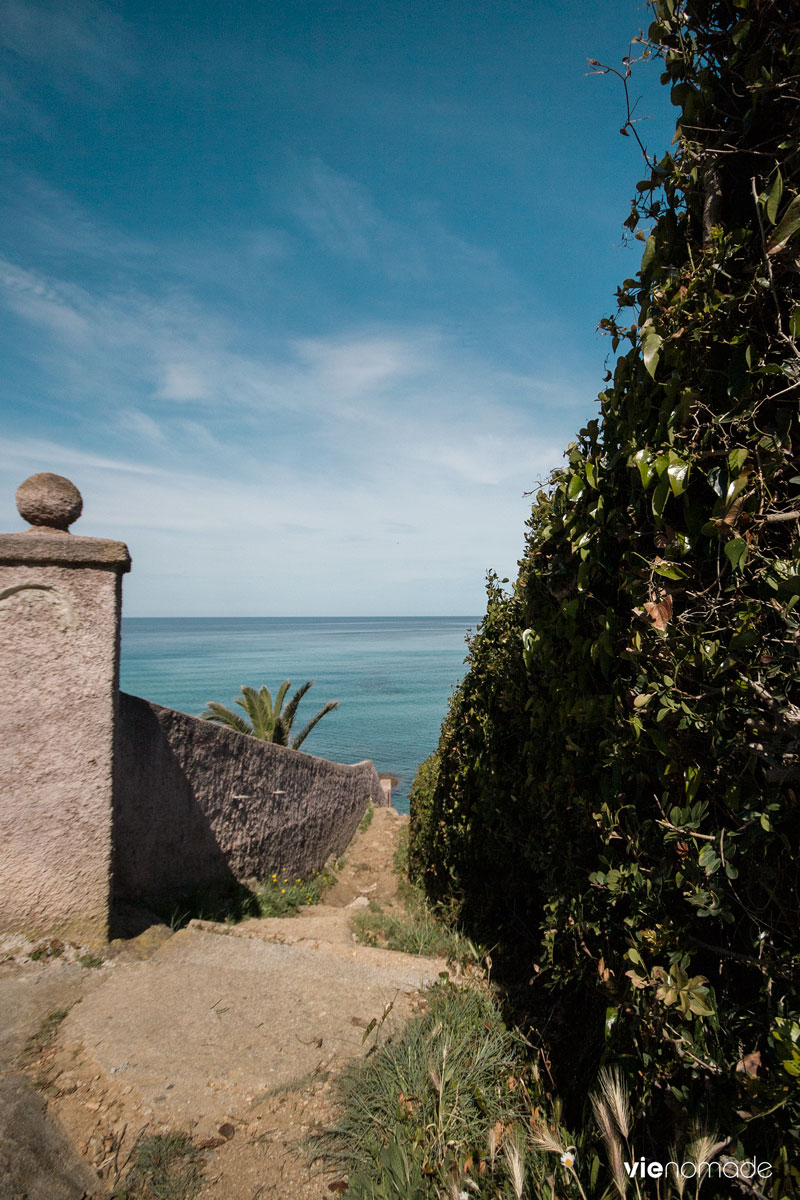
[
  {"xmin": 667, "ymin": 462, "xmax": 689, "ymax": 496},
  {"xmin": 642, "ymin": 329, "xmax": 664, "ymax": 378},
  {"xmin": 655, "ymin": 562, "xmax": 687, "ymax": 580},
  {"xmin": 724, "ymin": 538, "xmax": 748, "ymax": 570},
  {"xmin": 687, "ymin": 993, "xmax": 715, "ymax": 1018},
  {"xmin": 641, "ymin": 233, "xmax": 657, "ymax": 273},
  {"xmin": 652, "ymin": 474, "xmax": 670, "ymax": 520},
  {"xmin": 732, "ymin": 17, "xmax": 751, "ymax": 46},
  {"xmin": 567, "ymin": 474, "xmax": 584, "ymax": 500},
  {"xmin": 765, "ymin": 170, "xmax": 783, "ymax": 224},
  {"xmin": 767, "ymin": 193, "xmax": 800, "ymax": 254},
  {"xmin": 725, "ymin": 471, "xmax": 750, "ymax": 508},
  {"xmin": 631, "ymin": 448, "xmax": 653, "ymax": 487}
]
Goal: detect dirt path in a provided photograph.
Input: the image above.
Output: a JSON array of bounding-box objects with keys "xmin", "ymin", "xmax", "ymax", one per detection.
[{"xmin": 5, "ymin": 807, "xmax": 438, "ymax": 1200}]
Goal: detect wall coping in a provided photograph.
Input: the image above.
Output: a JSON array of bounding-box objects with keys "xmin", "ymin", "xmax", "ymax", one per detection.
[{"xmin": 0, "ymin": 531, "xmax": 131, "ymax": 571}]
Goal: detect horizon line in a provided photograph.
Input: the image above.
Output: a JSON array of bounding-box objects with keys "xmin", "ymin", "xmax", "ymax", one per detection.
[{"xmin": 121, "ymin": 613, "xmax": 484, "ymax": 620}]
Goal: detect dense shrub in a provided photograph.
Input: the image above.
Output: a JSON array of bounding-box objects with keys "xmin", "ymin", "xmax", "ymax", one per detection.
[
  {"xmin": 406, "ymin": 751, "xmax": 440, "ymax": 885},
  {"xmin": 412, "ymin": 0, "xmax": 800, "ymax": 1186}
]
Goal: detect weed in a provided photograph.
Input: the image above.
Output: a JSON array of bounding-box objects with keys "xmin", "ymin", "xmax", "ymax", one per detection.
[
  {"xmin": 352, "ymin": 888, "xmax": 483, "ymax": 968},
  {"xmin": 358, "ymin": 802, "xmax": 375, "ymax": 833},
  {"xmin": 351, "ymin": 813, "xmax": 484, "ymax": 967},
  {"xmin": 22, "ymin": 1008, "xmax": 69, "ymax": 1061},
  {"xmin": 255, "ymin": 865, "xmax": 335, "ymax": 917},
  {"xmin": 78, "ymin": 953, "xmax": 104, "ymax": 969},
  {"xmin": 147, "ymin": 880, "xmax": 260, "ymax": 930},
  {"xmin": 112, "ymin": 1132, "xmax": 204, "ymax": 1200},
  {"xmin": 19, "ymin": 1007, "xmax": 71, "ymax": 1088},
  {"xmin": 312, "ymin": 982, "xmax": 551, "ymax": 1200},
  {"xmin": 393, "ymin": 823, "xmax": 409, "ymax": 875},
  {"xmin": 28, "ymin": 938, "xmax": 64, "ymax": 961},
  {"xmin": 144, "ymin": 866, "xmax": 336, "ymax": 930},
  {"xmin": 317, "ymin": 982, "xmax": 742, "ymax": 1200}
]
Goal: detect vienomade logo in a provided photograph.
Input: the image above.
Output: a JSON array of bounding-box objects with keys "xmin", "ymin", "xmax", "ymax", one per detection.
[{"xmin": 623, "ymin": 1157, "xmax": 773, "ymax": 1182}]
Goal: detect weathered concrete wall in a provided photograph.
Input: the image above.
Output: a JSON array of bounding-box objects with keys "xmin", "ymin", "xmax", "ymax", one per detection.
[
  {"xmin": 0, "ymin": 518, "xmax": 130, "ymax": 945},
  {"xmin": 114, "ymin": 693, "xmax": 385, "ymax": 901}
]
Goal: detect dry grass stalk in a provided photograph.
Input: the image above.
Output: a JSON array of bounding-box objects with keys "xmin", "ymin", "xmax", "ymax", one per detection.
[{"xmin": 503, "ymin": 1137, "xmax": 526, "ymax": 1200}]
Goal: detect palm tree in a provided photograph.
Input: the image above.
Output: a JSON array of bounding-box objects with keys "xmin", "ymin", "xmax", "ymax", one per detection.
[{"xmin": 201, "ymin": 680, "xmax": 339, "ymax": 750}]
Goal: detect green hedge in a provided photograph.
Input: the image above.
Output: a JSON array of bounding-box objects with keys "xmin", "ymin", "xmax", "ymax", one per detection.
[
  {"xmin": 406, "ymin": 751, "xmax": 439, "ymax": 886},
  {"xmin": 411, "ymin": 0, "xmax": 800, "ymax": 1186}
]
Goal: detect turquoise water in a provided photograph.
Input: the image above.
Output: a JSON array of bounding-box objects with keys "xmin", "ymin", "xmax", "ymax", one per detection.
[{"xmin": 119, "ymin": 617, "xmax": 478, "ymax": 812}]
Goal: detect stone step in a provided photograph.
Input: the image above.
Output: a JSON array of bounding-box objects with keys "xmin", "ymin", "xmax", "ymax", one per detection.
[
  {"xmin": 188, "ymin": 897, "xmax": 375, "ymax": 948},
  {"xmin": 60, "ymin": 925, "xmax": 445, "ymax": 1137}
]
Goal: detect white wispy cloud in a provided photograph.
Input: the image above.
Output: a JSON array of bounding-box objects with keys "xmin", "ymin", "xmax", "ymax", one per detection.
[
  {"xmin": 0, "ymin": 435, "xmax": 162, "ymax": 477},
  {"xmin": 0, "ymin": 242, "xmax": 579, "ymax": 494},
  {"xmin": 0, "ymin": 257, "xmax": 91, "ymax": 339},
  {"xmin": 284, "ymin": 156, "xmax": 508, "ymax": 287},
  {"xmin": 0, "ymin": 0, "xmax": 135, "ymax": 90},
  {"xmin": 293, "ymin": 331, "xmax": 433, "ymax": 397},
  {"xmin": 0, "ymin": 174, "xmax": 589, "ymax": 613}
]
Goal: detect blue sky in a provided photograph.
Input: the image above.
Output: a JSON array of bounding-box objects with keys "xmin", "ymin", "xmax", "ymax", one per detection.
[{"xmin": 0, "ymin": 0, "xmax": 674, "ymax": 616}]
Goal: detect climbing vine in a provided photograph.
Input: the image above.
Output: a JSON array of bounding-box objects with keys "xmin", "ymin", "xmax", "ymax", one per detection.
[{"xmin": 413, "ymin": 0, "xmax": 800, "ymax": 1184}]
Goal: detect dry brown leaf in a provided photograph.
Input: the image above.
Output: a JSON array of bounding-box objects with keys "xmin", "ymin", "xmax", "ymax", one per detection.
[
  {"xmin": 736, "ymin": 1051, "xmax": 762, "ymax": 1077},
  {"xmin": 643, "ymin": 594, "xmax": 673, "ymax": 629}
]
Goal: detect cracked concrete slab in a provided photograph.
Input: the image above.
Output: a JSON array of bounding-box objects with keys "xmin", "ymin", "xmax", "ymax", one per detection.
[{"xmin": 61, "ymin": 923, "xmax": 443, "ymax": 1136}]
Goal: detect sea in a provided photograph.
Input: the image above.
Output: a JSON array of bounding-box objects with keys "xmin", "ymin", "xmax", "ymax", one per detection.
[{"xmin": 119, "ymin": 616, "xmax": 480, "ymax": 812}]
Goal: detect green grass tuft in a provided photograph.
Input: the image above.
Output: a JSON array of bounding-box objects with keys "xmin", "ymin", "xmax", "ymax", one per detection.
[
  {"xmin": 254, "ymin": 865, "xmax": 336, "ymax": 916},
  {"xmin": 22, "ymin": 1008, "xmax": 69, "ymax": 1059},
  {"xmin": 352, "ymin": 822, "xmax": 483, "ymax": 967},
  {"xmin": 351, "ymin": 893, "xmax": 482, "ymax": 966},
  {"xmin": 78, "ymin": 953, "xmax": 104, "ymax": 969},
  {"xmin": 112, "ymin": 1132, "xmax": 204, "ymax": 1200},
  {"xmin": 28, "ymin": 938, "xmax": 64, "ymax": 961},
  {"xmin": 358, "ymin": 802, "xmax": 375, "ymax": 833},
  {"xmin": 312, "ymin": 982, "xmax": 552, "ymax": 1200},
  {"xmin": 145, "ymin": 865, "xmax": 337, "ymax": 930}
]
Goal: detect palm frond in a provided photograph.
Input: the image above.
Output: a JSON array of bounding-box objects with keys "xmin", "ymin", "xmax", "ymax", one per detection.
[
  {"xmin": 255, "ymin": 685, "xmax": 275, "ymax": 739},
  {"xmin": 273, "ymin": 715, "xmax": 290, "ymax": 745},
  {"xmin": 201, "ymin": 702, "xmax": 254, "ymax": 736},
  {"xmin": 273, "ymin": 679, "xmax": 292, "ymax": 719},
  {"xmin": 282, "ymin": 679, "xmax": 313, "ymax": 727},
  {"xmin": 203, "ymin": 681, "xmax": 339, "ymax": 748},
  {"xmin": 237, "ymin": 685, "xmax": 262, "ymax": 729},
  {"xmin": 292, "ymin": 700, "xmax": 340, "ymax": 749}
]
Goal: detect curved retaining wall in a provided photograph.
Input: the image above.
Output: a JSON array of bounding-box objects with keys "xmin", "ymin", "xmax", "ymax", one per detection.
[{"xmin": 113, "ymin": 692, "xmax": 385, "ymax": 901}]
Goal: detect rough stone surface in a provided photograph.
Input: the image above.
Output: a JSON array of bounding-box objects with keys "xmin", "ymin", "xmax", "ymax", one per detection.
[
  {"xmin": 0, "ymin": 1074, "xmax": 103, "ymax": 1200},
  {"xmin": 0, "ymin": 556, "xmax": 127, "ymax": 945},
  {"xmin": 62, "ymin": 923, "xmax": 443, "ymax": 1137},
  {"xmin": 113, "ymin": 693, "xmax": 386, "ymax": 899},
  {"xmin": 22, "ymin": 808, "xmax": 429, "ymax": 1199},
  {"xmin": 0, "ymin": 532, "xmax": 130, "ymax": 568},
  {"xmin": 0, "ymin": 959, "xmax": 104, "ymax": 1070},
  {"xmin": 15, "ymin": 473, "xmax": 83, "ymax": 530}
]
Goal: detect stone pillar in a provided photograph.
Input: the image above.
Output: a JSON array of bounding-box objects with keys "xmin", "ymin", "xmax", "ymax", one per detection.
[{"xmin": 0, "ymin": 474, "xmax": 130, "ymax": 945}]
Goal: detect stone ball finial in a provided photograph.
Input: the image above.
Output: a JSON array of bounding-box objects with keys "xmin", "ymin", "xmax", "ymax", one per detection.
[{"xmin": 16, "ymin": 473, "xmax": 83, "ymax": 531}]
